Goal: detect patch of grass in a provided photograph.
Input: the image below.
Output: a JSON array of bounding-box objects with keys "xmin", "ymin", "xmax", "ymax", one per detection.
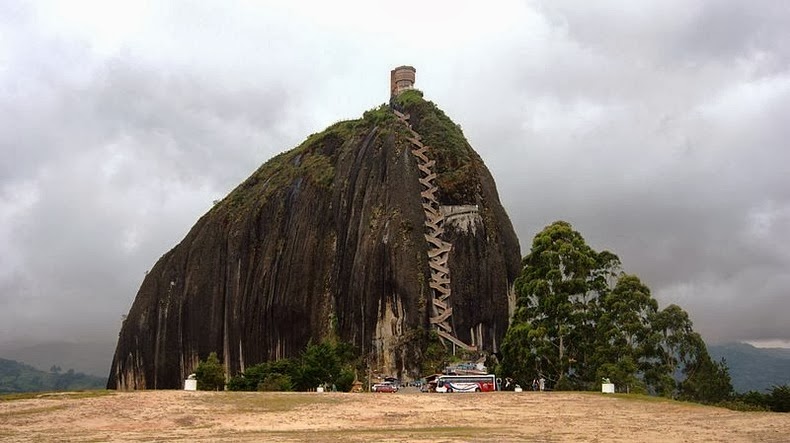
[
  {"xmin": 302, "ymin": 152, "xmax": 335, "ymax": 188},
  {"xmin": 47, "ymin": 390, "xmax": 115, "ymax": 400},
  {"xmin": 0, "ymin": 404, "xmax": 67, "ymax": 417},
  {"xmin": 0, "ymin": 390, "xmax": 114, "ymax": 402},
  {"xmin": 716, "ymin": 400, "xmax": 769, "ymax": 412},
  {"xmin": 172, "ymin": 415, "xmax": 199, "ymax": 427},
  {"xmin": 608, "ymin": 393, "xmax": 679, "ymax": 403},
  {"xmin": 585, "ymin": 391, "xmax": 773, "ymax": 412},
  {"xmin": 0, "ymin": 392, "xmax": 46, "ymax": 402},
  {"xmin": 226, "ymin": 425, "xmax": 494, "ymax": 441},
  {"xmin": 191, "ymin": 392, "xmax": 342, "ymax": 413},
  {"xmin": 588, "ymin": 392, "xmax": 705, "ymax": 407},
  {"xmin": 363, "ymin": 104, "xmax": 396, "ymax": 126}
]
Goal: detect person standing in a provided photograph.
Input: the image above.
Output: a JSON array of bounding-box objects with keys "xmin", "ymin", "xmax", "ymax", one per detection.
[{"xmin": 539, "ymin": 377, "xmax": 545, "ymax": 391}]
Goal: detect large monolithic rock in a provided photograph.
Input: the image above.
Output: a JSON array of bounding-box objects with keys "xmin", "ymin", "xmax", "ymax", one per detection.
[{"xmin": 108, "ymin": 89, "xmax": 521, "ymax": 389}]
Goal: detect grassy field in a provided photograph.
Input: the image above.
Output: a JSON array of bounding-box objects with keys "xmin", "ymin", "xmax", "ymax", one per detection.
[{"xmin": 1, "ymin": 389, "xmax": 788, "ymax": 442}]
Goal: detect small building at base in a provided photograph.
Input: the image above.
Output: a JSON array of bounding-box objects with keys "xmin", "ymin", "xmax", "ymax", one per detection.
[{"xmin": 184, "ymin": 373, "xmax": 197, "ymax": 391}]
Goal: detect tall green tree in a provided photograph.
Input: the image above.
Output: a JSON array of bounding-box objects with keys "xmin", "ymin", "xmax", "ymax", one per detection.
[
  {"xmin": 647, "ymin": 304, "xmax": 695, "ymax": 395},
  {"xmin": 291, "ymin": 340, "xmax": 358, "ymax": 391},
  {"xmin": 501, "ymin": 221, "xmax": 620, "ymax": 388},
  {"xmin": 648, "ymin": 304, "xmax": 732, "ymax": 399},
  {"xmin": 292, "ymin": 341, "xmax": 340, "ymax": 390},
  {"xmin": 768, "ymin": 385, "xmax": 790, "ymax": 412},
  {"xmin": 594, "ymin": 275, "xmax": 658, "ymax": 392},
  {"xmin": 676, "ymin": 333, "xmax": 733, "ymax": 403}
]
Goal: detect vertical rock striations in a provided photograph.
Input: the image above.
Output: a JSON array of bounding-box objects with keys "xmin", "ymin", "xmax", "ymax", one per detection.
[{"xmin": 108, "ymin": 90, "xmax": 521, "ymax": 389}]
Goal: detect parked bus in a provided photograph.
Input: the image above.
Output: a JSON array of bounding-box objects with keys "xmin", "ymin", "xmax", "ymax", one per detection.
[{"xmin": 435, "ymin": 374, "xmax": 497, "ymax": 393}]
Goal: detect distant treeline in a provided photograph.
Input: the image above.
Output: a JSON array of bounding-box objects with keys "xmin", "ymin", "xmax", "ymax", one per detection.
[
  {"xmin": 0, "ymin": 358, "xmax": 105, "ymax": 393},
  {"xmin": 728, "ymin": 385, "xmax": 790, "ymax": 412}
]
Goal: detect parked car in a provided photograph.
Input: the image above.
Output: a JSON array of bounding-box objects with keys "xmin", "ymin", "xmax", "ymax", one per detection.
[
  {"xmin": 371, "ymin": 382, "xmax": 398, "ymax": 393},
  {"xmin": 384, "ymin": 377, "xmax": 400, "ymax": 385}
]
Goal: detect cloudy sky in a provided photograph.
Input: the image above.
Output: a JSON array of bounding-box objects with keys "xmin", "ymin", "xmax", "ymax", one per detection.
[{"xmin": 1, "ymin": 0, "xmax": 788, "ymax": 356}]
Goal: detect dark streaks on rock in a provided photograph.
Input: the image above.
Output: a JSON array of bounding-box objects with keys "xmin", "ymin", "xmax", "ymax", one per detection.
[{"xmin": 109, "ymin": 98, "xmax": 520, "ymax": 389}]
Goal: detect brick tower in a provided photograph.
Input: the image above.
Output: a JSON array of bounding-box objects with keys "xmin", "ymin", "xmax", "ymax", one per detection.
[{"xmin": 390, "ymin": 65, "xmax": 416, "ymax": 97}]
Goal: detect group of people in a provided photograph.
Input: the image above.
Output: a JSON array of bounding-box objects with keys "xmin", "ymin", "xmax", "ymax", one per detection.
[{"xmin": 502, "ymin": 376, "xmax": 546, "ymax": 391}]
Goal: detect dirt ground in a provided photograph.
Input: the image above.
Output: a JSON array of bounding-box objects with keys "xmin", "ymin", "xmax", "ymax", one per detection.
[{"xmin": 2, "ymin": 389, "xmax": 789, "ymax": 442}]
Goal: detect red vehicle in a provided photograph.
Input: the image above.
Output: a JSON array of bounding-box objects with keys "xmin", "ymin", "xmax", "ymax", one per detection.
[{"xmin": 371, "ymin": 382, "xmax": 398, "ymax": 393}]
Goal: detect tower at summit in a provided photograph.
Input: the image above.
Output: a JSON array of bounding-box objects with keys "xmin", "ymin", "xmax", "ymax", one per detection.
[{"xmin": 390, "ymin": 65, "xmax": 416, "ymax": 97}]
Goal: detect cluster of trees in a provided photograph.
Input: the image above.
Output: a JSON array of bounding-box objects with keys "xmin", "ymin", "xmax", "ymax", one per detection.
[
  {"xmin": 194, "ymin": 340, "xmax": 359, "ymax": 392},
  {"xmin": 0, "ymin": 358, "xmax": 105, "ymax": 393},
  {"xmin": 499, "ymin": 221, "xmax": 732, "ymax": 403},
  {"xmin": 733, "ymin": 385, "xmax": 790, "ymax": 412}
]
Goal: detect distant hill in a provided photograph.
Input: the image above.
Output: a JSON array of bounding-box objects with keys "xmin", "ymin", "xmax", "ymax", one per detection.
[
  {"xmin": 0, "ymin": 358, "xmax": 106, "ymax": 393},
  {"xmin": 708, "ymin": 342, "xmax": 790, "ymax": 393},
  {"xmin": 0, "ymin": 340, "xmax": 115, "ymax": 377}
]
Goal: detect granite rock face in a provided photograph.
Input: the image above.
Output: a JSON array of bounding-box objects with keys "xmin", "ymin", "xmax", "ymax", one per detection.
[{"xmin": 108, "ymin": 92, "xmax": 521, "ymax": 389}]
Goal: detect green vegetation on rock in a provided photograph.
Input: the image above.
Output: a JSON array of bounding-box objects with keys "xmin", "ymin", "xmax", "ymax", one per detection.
[
  {"xmin": 393, "ymin": 89, "xmax": 480, "ymax": 204},
  {"xmin": 362, "ymin": 104, "xmax": 397, "ymax": 127},
  {"xmin": 218, "ymin": 119, "xmax": 361, "ymax": 216}
]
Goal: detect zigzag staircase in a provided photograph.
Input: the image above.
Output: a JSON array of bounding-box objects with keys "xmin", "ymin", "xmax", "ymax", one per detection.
[{"xmin": 392, "ymin": 108, "xmax": 476, "ymax": 352}]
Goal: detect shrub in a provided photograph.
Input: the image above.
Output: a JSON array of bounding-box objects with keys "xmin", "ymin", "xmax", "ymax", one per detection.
[
  {"xmin": 227, "ymin": 364, "xmax": 267, "ymax": 391},
  {"xmin": 227, "ymin": 360, "xmax": 296, "ymax": 392},
  {"xmin": 363, "ymin": 105, "xmax": 395, "ymax": 126},
  {"xmin": 195, "ymin": 352, "xmax": 225, "ymax": 391},
  {"xmin": 769, "ymin": 385, "xmax": 790, "ymax": 412},
  {"xmin": 335, "ymin": 369, "xmax": 356, "ymax": 393},
  {"xmin": 717, "ymin": 400, "xmax": 769, "ymax": 412},
  {"xmin": 554, "ymin": 375, "xmax": 574, "ymax": 391},
  {"xmin": 257, "ymin": 374, "xmax": 293, "ymax": 392},
  {"xmin": 734, "ymin": 390, "xmax": 770, "ymax": 409},
  {"xmin": 226, "ymin": 375, "xmax": 249, "ymax": 391}
]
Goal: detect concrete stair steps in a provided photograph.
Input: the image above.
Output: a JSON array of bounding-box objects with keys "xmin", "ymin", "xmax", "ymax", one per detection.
[{"xmin": 396, "ymin": 106, "xmax": 476, "ymax": 352}]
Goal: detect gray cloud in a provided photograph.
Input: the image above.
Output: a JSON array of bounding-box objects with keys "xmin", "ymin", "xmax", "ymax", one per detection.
[
  {"xmin": 1, "ymin": 1, "xmax": 788, "ymax": 352},
  {"xmin": 0, "ymin": 2, "xmax": 312, "ymax": 345},
  {"xmin": 474, "ymin": 1, "xmax": 790, "ymax": 343}
]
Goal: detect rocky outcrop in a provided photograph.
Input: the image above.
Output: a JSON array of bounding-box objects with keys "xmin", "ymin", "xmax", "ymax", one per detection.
[{"xmin": 108, "ymin": 91, "xmax": 521, "ymax": 389}]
